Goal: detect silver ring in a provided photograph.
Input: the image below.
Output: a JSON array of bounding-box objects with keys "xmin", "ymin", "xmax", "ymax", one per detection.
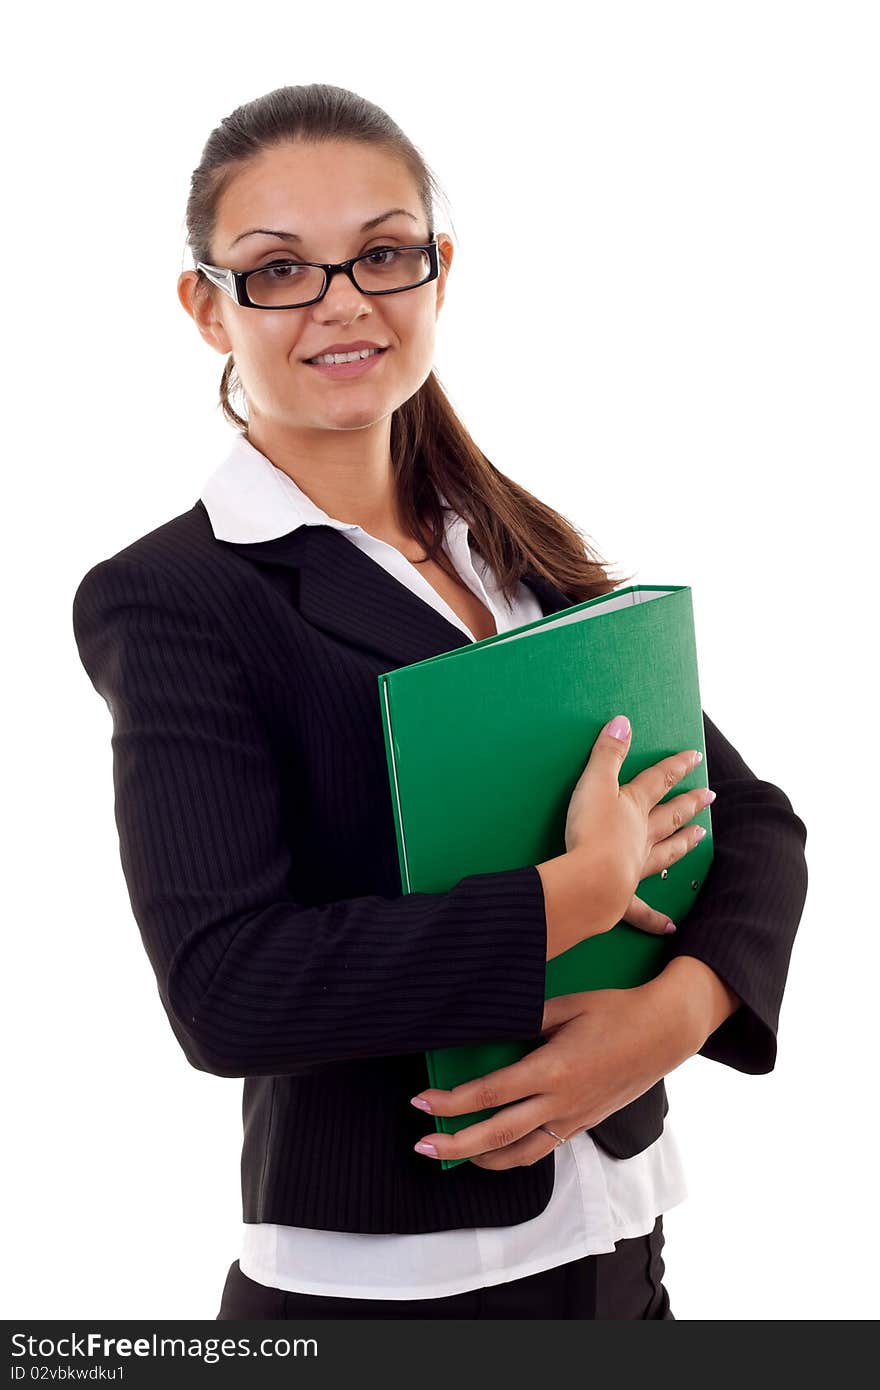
[{"xmin": 539, "ymin": 1124, "xmax": 566, "ymax": 1146}]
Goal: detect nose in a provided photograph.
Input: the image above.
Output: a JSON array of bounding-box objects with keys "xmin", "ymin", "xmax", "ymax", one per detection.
[{"xmin": 315, "ymin": 264, "xmax": 371, "ymax": 324}]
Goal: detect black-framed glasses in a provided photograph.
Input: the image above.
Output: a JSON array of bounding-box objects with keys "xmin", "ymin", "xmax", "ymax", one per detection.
[{"xmin": 196, "ymin": 233, "xmax": 439, "ymax": 309}]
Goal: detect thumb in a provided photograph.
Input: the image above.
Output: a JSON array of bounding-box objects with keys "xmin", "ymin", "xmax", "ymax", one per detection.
[{"xmin": 585, "ymin": 713, "xmax": 632, "ymax": 785}]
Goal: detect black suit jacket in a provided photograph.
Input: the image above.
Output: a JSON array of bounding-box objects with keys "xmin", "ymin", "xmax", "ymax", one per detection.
[{"xmin": 71, "ymin": 499, "xmax": 809, "ymax": 1233}]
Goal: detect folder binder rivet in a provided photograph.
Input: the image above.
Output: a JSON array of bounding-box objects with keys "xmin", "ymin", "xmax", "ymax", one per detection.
[
  {"xmin": 661, "ymin": 869, "xmax": 668, "ymax": 879},
  {"xmin": 691, "ymin": 880, "xmax": 700, "ymax": 890}
]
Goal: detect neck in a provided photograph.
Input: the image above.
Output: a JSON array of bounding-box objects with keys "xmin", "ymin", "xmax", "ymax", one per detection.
[
  {"xmin": 245, "ymin": 415, "xmax": 428, "ymax": 557},
  {"xmin": 247, "ymin": 416, "xmax": 393, "ymax": 527}
]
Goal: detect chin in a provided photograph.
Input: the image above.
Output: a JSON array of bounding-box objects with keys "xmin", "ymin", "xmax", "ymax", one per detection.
[{"xmin": 319, "ymin": 400, "xmax": 391, "ymax": 430}]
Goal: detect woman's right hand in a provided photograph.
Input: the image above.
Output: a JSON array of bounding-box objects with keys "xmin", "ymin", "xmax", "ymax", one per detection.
[{"xmin": 563, "ymin": 713, "xmax": 713, "ymax": 937}]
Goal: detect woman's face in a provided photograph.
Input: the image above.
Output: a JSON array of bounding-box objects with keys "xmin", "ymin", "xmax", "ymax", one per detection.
[{"xmin": 179, "ymin": 140, "xmax": 453, "ymax": 435}]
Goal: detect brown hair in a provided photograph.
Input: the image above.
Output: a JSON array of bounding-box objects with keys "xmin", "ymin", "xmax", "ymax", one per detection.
[{"xmin": 184, "ymin": 83, "xmax": 632, "ymax": 603}]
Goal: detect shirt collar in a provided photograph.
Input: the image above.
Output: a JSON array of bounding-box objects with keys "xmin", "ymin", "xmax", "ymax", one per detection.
[{"xmin": 199, "ymin": 429, "xmax": 472, "ymax": 559}]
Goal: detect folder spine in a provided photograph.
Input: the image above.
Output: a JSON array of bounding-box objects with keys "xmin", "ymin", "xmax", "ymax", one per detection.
[{"xmin": 379, "ymin": 675, "xmax": 412, "ymax": 893}]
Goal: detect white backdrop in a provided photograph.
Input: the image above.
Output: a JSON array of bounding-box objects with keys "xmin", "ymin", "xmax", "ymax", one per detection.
[{"xmin": 5, "ymin": 0, "xmax": 876, "ymax": 1321}]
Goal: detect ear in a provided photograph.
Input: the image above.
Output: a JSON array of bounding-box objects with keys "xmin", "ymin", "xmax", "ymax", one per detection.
[
  {"xmin": 434, "ymin": 233, "xmax": 454, "ymax": 317},
  {"xmin": 177, "ymin": 269, "xmax": 234, "ymax": 355}
]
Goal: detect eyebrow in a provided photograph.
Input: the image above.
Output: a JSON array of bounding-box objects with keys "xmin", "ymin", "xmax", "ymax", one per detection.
[{"xmin": 230, "ymin": 208, "xmax": 419, "ymax": 247}]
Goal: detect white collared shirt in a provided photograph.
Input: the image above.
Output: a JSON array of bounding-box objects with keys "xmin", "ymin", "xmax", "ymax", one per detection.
[{"xmin": 200, "ymin": 431, "xmax": 687, "ymax": 1300}]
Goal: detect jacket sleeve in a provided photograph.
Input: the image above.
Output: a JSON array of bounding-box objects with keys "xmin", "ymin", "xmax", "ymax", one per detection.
[
  {"xmin": 72, "ymin": 553, "xmax": 549, "ymax": 1079},
  {"xmin": 666, "ymin": 710, "xmax": 809, "ymax": 1074}
]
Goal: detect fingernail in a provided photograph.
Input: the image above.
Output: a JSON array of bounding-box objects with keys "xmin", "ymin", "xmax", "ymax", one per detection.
[
  {"xmin": 410, "ymin": 1097, "xmax": 432, "ymax": 1112},
  {"xmin": 703, "ymin": 789, "xmax": 716, "ymax": 806},
  {"xmin": 664, "ymin": 921, "xmax": 677, "ymax": 933},
  {"xmin": 607, "ymin": 714, "xmax": 630, "ymax": 740},
  {"xmin": 694, "ymin": 826, "xmax": 707, "ymax": 840},
  {"xmin": 693, "ymin": 751, "xmax": 703, "ymax": 765},
  {"xmin": 414, "ymin": 1141, "xmax": 438, "ymax": 1156}
]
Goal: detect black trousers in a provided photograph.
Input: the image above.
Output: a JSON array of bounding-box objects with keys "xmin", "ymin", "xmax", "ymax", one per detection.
[{"xmin": 217, "ymin": 1216, "xmax": 673, "ymax": 1320}]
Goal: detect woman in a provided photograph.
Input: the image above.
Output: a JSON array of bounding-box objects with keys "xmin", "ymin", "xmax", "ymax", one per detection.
[{"xmin": 71, "ymin": 83, "xmax": 808, "ymax": 1320}]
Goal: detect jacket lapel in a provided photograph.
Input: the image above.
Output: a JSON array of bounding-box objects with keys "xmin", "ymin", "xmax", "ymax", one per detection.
[{"xmin": 209, "ymin": 507, "xmax": 574, "ymax": 669}]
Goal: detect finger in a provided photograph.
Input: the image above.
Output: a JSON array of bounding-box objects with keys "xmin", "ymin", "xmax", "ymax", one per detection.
[
  {"xmin": 650, "ymin": 784, "xmax": 715, "ymax": 844},
  {"xmin": 470, "ymin": 1126, "xmax": 564, "ymax": 1170},
  {"xmin": 413, "ymin": 1097, "xmax": 547, "ymax": 1164},
  {"xmin": 629, "ymin": 746, "xmax": 704, "ymax": 813},
  {"xmin": 620, "ymin": 893, "xmax": 676, "ymax": 935},
  {"xmin": 580, "ymin": 713, "xmax": 632, "ymax": 792},
  {"xmin": 640, "ymin": 819, "xmax": 709, "ymax": 881},
  {"xmin": 411, "ymin": 1045, "xmax": 550, "ymax": 1119}
]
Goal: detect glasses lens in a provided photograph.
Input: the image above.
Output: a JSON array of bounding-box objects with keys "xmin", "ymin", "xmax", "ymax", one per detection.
[
  {"xmin": 246, "ymin": 262, "xmax": 326, "ymax": 308},
  {"xmin": 244, "ymin": 247, "xmax": 432, "ymax": 307},
  {"xmin": 353, "ymin": 247, "xmax": 431, "ymax": 293}
]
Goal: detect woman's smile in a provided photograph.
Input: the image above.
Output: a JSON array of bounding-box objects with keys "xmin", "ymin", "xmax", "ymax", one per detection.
[{"xmin": 303, "ymin": 345, "xmax": 389, "ymax": 379}]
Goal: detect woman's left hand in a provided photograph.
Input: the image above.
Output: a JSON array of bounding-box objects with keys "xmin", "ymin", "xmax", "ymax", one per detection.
[{"xmin": 410, "ymin": 979, "xmax": 706, "ymax": 1169}]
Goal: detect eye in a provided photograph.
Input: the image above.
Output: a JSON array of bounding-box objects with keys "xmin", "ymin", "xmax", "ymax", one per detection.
[
  {"xmin": 362, "ymin": 246, "xmax": 401, "ymax": 266},
  {"xmin": 260, "ymin": 259, "xmax": 306, "ymax": 280}
]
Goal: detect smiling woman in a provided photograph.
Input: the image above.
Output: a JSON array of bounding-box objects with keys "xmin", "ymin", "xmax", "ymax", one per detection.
[
  {"xmin": 176, "ymin": 88, "xmax": 625, "ymax": 600},
  {"xmin": 72, "ymin": 81, "xmax": 808, "ymax": 1322}
]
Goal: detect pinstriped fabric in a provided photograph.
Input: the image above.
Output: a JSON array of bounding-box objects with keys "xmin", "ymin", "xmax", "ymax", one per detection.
[
  {"xmin": 72, "ymin": 551, "xmax": 548, "ymax": 1072},
  {"xmin": 72, "ymin": 511, "xmax": 558, "ymax": 1230},
  {"xmin": 666, "ymin": 714, "xmax": 809, "ymax": 1074},
  {"xmin": 72, "ymin": 497, "xmax": 809, "ymax": 1232}
]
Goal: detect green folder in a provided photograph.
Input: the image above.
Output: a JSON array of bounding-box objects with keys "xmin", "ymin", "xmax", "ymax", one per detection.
[{"xmin": 378, "ymin": 583, "xmax": 713, "ymax": 1169}]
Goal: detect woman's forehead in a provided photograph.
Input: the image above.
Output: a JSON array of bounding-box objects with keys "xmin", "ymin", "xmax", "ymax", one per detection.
[{"xmin": 216, "ymin": 143, "xmax": 420, "ymax": 238}]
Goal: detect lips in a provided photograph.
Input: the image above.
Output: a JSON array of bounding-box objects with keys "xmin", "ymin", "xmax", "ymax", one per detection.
[
  {"xmin": 304, "ymin": 346, "xmax": 388, "ymax": 364},
  {"xmin": 303, "ymin": 347, "xmax": 389, "ymax": 380}
]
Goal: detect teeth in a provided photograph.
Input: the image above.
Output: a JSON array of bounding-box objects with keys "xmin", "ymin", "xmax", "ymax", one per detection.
[{"xmin": 310, "ymin": 348, "xmax": 382, "ymax": 365}]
